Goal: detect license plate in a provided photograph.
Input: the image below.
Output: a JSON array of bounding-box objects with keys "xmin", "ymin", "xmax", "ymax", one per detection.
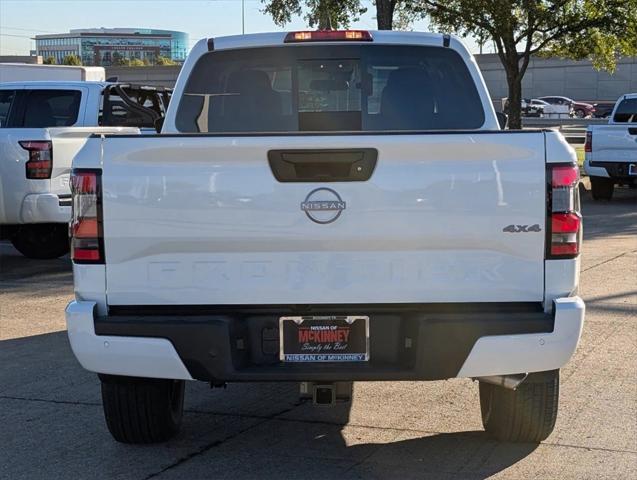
[
  {"xmin": 629, "ymin": 164, "xmax": 637, "ymax": 176},
  {"xmin": 279, "ymin": 315, "xmax": 369, "ymax": 362}
]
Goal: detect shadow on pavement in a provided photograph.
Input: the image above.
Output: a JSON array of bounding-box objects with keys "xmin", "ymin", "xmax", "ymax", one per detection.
[
  {"xmin": 0, "ymin": 241, "xmax": 72, "ymax": 291},
  {"xmin": 0, "ymin": 330, "xmax": 538, "ymax": 480},
  {"xmin": 580, "ymin": 186, "xmax": 637, "ymax": 241}
]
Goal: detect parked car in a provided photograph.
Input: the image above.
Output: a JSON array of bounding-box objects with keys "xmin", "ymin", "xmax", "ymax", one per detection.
[
  {"xmin": 592, "ymin": 101, "xmax": 616, "ymax": 118},
  {"xmin": 0, "ymin": 81, "xmax": 172, "ymax": 258},
  {"xmin": 537, "ymin": 96, "xmax": 594, "ymax": 118},
  {"xmin": 501, "ymin": 97, "xmax": 544, "ymax": 117},
  {"xmin": 584, "ymin": 93, "xmax": 637, "ymax": 199},
  {"xmin": 530, "ymin": 98, "xmax": 556, "ymax": 115},
  {"xmin": 66, "ymin": 30, "xmax": 585, "ymax": 445},
  {"xmin": 523, "ymin": 98, "xmax": 544, "ymax": 117}
]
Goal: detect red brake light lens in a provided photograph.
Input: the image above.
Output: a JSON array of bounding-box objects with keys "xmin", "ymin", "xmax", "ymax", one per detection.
[
  {"xmin": 70, "ymin": 169, "xmax": 104, "ymax": 264},
  {"xmin": 551, "ymin": 242, "xmax": 579, "ymax": 256},
  {"xmin": 72, "ymin": 217, "xmax": 99, "ymax": 238},
  {"xmin": 20, "ymin": 140, "xmax": 52, "ymax": 179},
  {"xmin": 72, "ymin": 248, "xmax": 102, "ymax": 261},
  {"xmin": 284, "ymin": 30, "xmax": 373, "ymax": 43},
  {"xmin": 584, "ymin": 131, "xmax": 592, "ymax": 153},
  {"xmin": 552, "ymin": 165, "xmax": 579, "ymax": 188},
  {"xmin": 548, "ymin": 163, "xmax": 581, "ymax": 258},
  {"xmin": 552, "ymin": 212, "xmax": 581, "ymax": 233}
]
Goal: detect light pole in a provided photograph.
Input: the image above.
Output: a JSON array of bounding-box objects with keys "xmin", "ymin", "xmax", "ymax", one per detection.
[{"xmin": 242, "ymin": 0, "xmax": 245, "ymax": 35}]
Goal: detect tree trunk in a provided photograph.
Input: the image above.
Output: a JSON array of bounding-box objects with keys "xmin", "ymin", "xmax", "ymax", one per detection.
[
  {"xmin": 318, "ymin": 12, "xmax": 332, "ymax": 29},
  {"xmin": 505, "ymin": 63, "xmax": 523, "ymax": 129},
  {"xmin": 506, "ymin": 78, "xmax": 523, "ymax": 129},
  {"xmin": 376, "ymin": 0, "xmax": 395, "ymax": 30}
]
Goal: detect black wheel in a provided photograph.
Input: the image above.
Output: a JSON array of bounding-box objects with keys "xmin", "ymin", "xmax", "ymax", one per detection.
[
  {"xmin": 479, "ymin": 370, "xmax": 559, "ymax": 443},
  {"xmin": 100, "ymin": 375, "xmax": 185, "ymax": 444},
  {"xmin": 10, "ymin": 223, "xmax": 69, "ymax": 259},
  {"xmin": 590, "ymin": 176, "xmax": 614, "ymax": 201},
  {"xmin": 574, "ymin": 108, "xmax": 586, "ymax": 118}
]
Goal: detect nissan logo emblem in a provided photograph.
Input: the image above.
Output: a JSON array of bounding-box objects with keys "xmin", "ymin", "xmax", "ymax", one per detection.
[{"xmin": 300, "ymin": 188, "xmax": 346, "ymax": 224}]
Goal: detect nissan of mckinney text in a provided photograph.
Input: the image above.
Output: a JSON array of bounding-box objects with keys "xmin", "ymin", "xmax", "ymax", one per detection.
[{"xmin": 65, "ymin": 30, "xmax": 585, "ymax": 444}]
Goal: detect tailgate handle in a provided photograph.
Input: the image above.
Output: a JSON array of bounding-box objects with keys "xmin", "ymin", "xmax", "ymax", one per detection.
[
  {"xmin": 628, "ymin": 128, "xmax": 637, "ymax": 135},
  {"xmin": 268, "ymin": 149, "xmax": 377, "ymax": 182}
]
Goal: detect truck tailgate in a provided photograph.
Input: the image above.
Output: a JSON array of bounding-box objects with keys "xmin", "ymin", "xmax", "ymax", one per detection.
[
  {"xmin": 590, "ymin": 125, "xmax": 637, "ymax": 163},
  {"xmin": 48, "ymin": 127, "xmax": 140, "ymax": 198},
  {"xmin": 0, "ymin": 127, "xmax": 137, "ymax": 224},
  {"xmin": 101, "ymin": 132, "xmax": 547, "ymax": 305}
]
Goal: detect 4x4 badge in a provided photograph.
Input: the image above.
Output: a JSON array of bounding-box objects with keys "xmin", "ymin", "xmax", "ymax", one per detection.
[{"xmin": 502, "ymin": 224, "xmax": 542, "ymax": 233}]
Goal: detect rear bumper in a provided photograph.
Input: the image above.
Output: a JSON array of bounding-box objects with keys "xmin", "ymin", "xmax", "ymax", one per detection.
[
  {"xmin": 20, "ymin": 193, "xmax": 71, "ymax": 223},
  {"xmin": 66, "ymin": 299, "xmax": 585, "ymax": 382},
  {"xmin": 585, "ymin": 160, "xmax": 637, "ymax": 182}
]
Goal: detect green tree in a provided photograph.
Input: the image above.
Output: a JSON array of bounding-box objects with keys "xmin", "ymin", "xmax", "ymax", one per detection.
[
  {"xmin": 263, "ymin": 0, "xmax": 367, "ymax": 29},
  {"xmin": 263, "ymin": 0, "xmax": 418, "ymax": 30},
  {"xmin": 414, "ymin": 0, "xmax": 637, "ymax": 129},
  {"xmin": 128, "ymin": 58, "xmax": 145, "ymax": 67},
  {"xmin": 62, "ymin": 54, "xmax": 82, "ymax": 66},
  {"xmin": 376, "ymin": 1, "xmax": 418, "ymax": 30},
  {"xmin": 43, "ymin": 56, "xmax": 56, "ymax": 65},
  {"xmin": 155, "ymin": 56, "xmax": 177, "ymax": 66},
  {"xmin": 111, "ymin": 52, "xmax": 128, "ymax": 66}
]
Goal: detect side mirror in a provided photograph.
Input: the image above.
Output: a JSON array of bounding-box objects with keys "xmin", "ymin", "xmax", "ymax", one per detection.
[
  {"xmin": 496, "ymin": 111, "xmax": 508, "ymax": 130},
  {"xmin": 154, "ymin": 117, "xmax": 164, "ymax": 134}
]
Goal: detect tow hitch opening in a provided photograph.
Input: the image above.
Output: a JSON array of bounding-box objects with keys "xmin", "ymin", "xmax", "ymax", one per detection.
[{"xmin": 300, "ymin": 381, "xmax": 353, "ymax": 406}]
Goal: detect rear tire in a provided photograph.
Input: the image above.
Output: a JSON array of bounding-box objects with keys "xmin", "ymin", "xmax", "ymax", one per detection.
[
  {"xmin": 590, "ymin": 177, "xmax": 614, "ymax": 201},
  {"xmin": 100, "ymin": 375, "xmax": 185, "ymax": 444},
  {"xmin": 479, "ymin": 370, "xmax": 559, "ymax": 443},
  {"xmin": 10, "ymin": 223, "xmax": 69, "ymax": 259}
]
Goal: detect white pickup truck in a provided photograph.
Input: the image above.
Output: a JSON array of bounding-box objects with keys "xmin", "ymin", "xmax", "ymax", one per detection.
[
  {"xmin": 66, "ymin": 31, "xmax": 585, "ymax": 445},
  {"xmin": 0, "ymin": 81, "xmax": 171, "ymax": 258},
  {"xmin": 584, "ymin": 93, "xmax": 637, "ymax": 200}
]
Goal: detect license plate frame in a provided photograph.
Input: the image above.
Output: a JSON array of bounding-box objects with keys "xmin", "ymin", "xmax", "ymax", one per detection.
[{"xmin": 279, "ymin": 315, "xmax": 370, "ymax": 362}]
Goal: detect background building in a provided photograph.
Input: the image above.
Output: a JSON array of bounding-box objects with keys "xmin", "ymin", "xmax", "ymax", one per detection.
[
  {"xmin": 476, "ymin": 54, "xmax": 637, "ymax": 105},
  {"xmin": 35, "ymin": 28, "xmax": 188, "ymax": 65}
]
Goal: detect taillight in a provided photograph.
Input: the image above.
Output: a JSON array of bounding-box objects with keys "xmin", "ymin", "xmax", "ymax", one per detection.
[
  {"xmin": 20, "ymin": 140, "xmax": 52, "ymax": 179},
  {"xmin": 584, "ymin": 131, "xmax": 592, "ymax": 153},
  {"xmin": 284, "ymin": 30, "xmax": 373, "ymax": 43},
  {"xmin": 548, "ymin": 163, "xmax": 581, "ymax": 258},
  {"xmin": 70, "ymin": 169, "xmax": 104, "ymax": 263}
]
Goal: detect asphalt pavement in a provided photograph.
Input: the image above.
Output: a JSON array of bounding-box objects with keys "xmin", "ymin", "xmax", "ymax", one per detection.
[{"xmin": 1, "ymin": 186, "xmax": 635, "ymax": 480}]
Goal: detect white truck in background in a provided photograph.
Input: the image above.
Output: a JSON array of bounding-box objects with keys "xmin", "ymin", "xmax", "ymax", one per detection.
[
  {"xmin": 0, "ymin": 81, "xmax": 171, "ymax": 258},
  {"xmin": 66, "ymin": 30, "xmax": 585, "ymax": 445},
  {"xmin": 584, "ymin": 93, "xmax": 637, "ymax": 200},
  {"xmin": 0, "ymin": 63, "xmax": 106, "ymax": 82}
]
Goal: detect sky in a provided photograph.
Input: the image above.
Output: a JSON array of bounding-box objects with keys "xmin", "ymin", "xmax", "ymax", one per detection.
[{"xmin": 0, "ymin": 0, "xmax": 487, "ymax": 56}]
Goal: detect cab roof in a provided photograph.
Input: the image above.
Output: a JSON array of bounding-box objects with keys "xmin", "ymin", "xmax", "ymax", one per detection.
[{"xmin": 202, "ymin": 30, "xmax": 463, "ymax": 53}]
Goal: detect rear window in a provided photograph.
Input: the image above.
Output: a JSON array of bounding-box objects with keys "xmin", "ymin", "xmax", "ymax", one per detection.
[
  {"xmin": 99, "ymin": 86, "xmax": 163, "ymax": 128},
  {"xmin": 0, "ymin": 90, "xmax": 15, "ymax": 127},
  {"xmin": 176, "ymin": 45, "xmax": 485, "ymax": 133},
  {"xmin": 613, "ymin": 98, "xmax": 637, "ymax": 123},
  {"xmin": 22, "ymin": 90, "xmax": 82, "ymax": 128}
]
